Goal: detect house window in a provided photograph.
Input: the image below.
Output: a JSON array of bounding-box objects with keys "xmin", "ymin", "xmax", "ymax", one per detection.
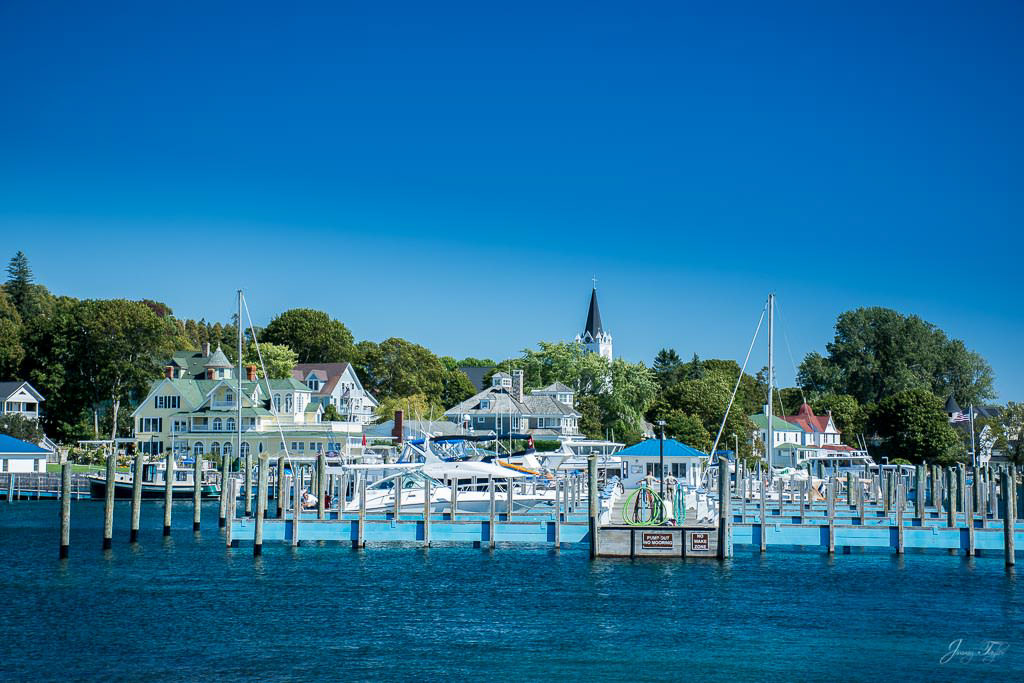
[
  {"xmin": 222, "ymin": 443, "xmax": 232, "ymax": 458},
  {"xmin": 140, "ymin": 417, "xmax": 163, "ymax": 432},
  {"xmin": 477, "ymin": 416, "xmax": 485, "ymax": 423},
  {"xmin": 154, "ymin": 395, "xmax": 180, "ymax": 410},
  {"xmin": 225, "ymin": 418, "xmax": 235, "ymax": 432},
  {"xmin": 1, "ymin": 459, "xmax": 7, "ymax": 472},
  {"xmin": 274, "ymin": 394, "xmax": 281, "ymax": 412},
  {"xmin": 172, "ymin": 419, "xmax": 188, "ymax": 433},
  {"xmin": 480, "ymin": 400, "xmax": 490, "ymax": 409},
  {"xmin": 240, "ymin": 443, "xmax": 250, "ymax": 458},
  {"xmin": 33, "ymin": 459, "xmax": 40, "ymax": 472},
  {"xmin": 285, "ymin": 394, "xmax": 293, "ymax": 412},
  {"xmin": 193, "ymin": 443, "xmax": 204, "ymax": 456},
  {"xmin": 210, "ymin": 442, "xmax": 221, "ymax": 457},
  {"xmin": 213, "ymin": 418, "xmax": 223, "ymax": 431},
  {"xmin": 225, "ymin": 391, "xmax": 233, "ymax": 403}
]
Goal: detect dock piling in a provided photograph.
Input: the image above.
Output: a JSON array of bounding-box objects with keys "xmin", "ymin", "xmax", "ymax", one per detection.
[
  {"xmin": 130, "ymin": 452, "xmax": 143, "ymax": 542},
  {"xmin": 103, "ymin": 451, "xmax": 115, "ymax": 550},
  {"xmin": 276, "ymin": 455, "xmax": 285, "ymax": 518},
  {"xmin": 1003, "ymin": 468, "xmax": 1016, "ymax": 567},
  {"xmin": 718, "ymin": 455, "xmax": 732, "ymax": 559},
  {"xmin": 915, "ymin": 465, "xmax": 925, "ymax": 521},
  {"xmin": 588, "ymin": 455, "xmax": 598, "ymax": 559},
  {"xmin": 192, "ymin": 454, "xmax": 202, "ymax": 531},
  {"xmin": 423, "ymin": 478, "xmax": 431, "ymax": 547},
  {"xmin": 254, "ymin": 454, "xmax": 268, "ymax": 556},
  {"xmin": 316, "ymin": 451, "xmax": 326, "ymax": 520},
  {"xmin": 355, "ymin": 478, "xmax": 366, "ymax": 548},
  {"xmin": 290, "ymin": 473, "xmax": 300, "ymax": 547},
  {"xmin": 163, "ymin": 448, "xmax": 173, "ymax": 536},
  {"xmin": 59, "ymin": 461, "xmax": 71, "ymax": 558}
]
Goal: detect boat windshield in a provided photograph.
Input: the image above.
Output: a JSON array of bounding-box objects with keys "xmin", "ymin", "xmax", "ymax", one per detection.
[{"xmin": 368, "ymin": 470, "xmax": 443, "ymax": 491}]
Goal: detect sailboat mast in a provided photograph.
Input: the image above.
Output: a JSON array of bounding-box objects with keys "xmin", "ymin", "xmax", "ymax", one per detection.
[
  {"xmin": 237, "ymin": 289, "xmax": 243, "ymax": 477},
  {"xmin": 767, "ymin": 293, "xmax": 775, "ymax": 471}
]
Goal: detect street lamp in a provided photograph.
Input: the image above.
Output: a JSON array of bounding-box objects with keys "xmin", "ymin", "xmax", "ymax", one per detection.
[{"xmin": 657, "ymin": 420, "xmax": 666, "ymax": 498}]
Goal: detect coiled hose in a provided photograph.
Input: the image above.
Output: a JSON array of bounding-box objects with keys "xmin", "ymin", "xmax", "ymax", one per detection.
[{"xmin": 623, "ymin": 485, "xmax": 667, "ymax": 526}]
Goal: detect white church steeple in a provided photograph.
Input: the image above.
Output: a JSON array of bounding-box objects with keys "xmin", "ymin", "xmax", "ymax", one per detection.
[{"xmin": 575, "ymin": 283, "xmax": 613, "ymax": 360}]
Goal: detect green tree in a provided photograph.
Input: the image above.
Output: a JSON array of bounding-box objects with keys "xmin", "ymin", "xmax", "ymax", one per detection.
[
  {"xmin": 356, "ymin": 338, "xmax": 446, "ymax": 401},
  {"xmin": 660, "ymin": 410, "xmax": 712, "ymax": 452},
  {"xmin": 0, "ymin": 289, "xmax": 24, "ymax": 378},
  {"xmin": 242, "ymin": 341, "xmax": 298, "ymax": 379},
  {"xmin": 652, "ymin": 348, "xmax": 683, "ymax": 389},
  {"xmin": 4, "ymin": 251, "xmax": 33, "ymax": 316},
  {"xmin": 438, "ymin": 356, "xmax": 478, "ymax": 408},
  {"xmin": 374, "ymin": 393, "xmax": 447, "ymax": 424},
  {"xmin": 262, "ymin": 308, "xmax": 354, "ymax": 363},
  {"xmin": 872, "ymin": 388, "xmax": 964, "ymax": 464},
  {"xmin": 322, "ymin": 403, "xmax": 343, "ymax": 422},
  {"xmin": 456, "ymin": 357, "xmax": 496, "ymax": 367},
  {"xmin": 0, "ymin": 413, "xmax": 44, "ymax": 442},
  {"xmin": 810, "ymin": 393, "xmax": 866, "ymax": 447},
  {"xmin": 798, "ymin": 307, "xmax": 995, "ymax": 408}
]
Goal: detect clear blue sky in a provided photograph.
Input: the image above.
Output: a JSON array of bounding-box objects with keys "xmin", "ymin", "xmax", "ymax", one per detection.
[{"xmin": 2, "ymin": 1, "xmax": 1022, "ymax": 399}]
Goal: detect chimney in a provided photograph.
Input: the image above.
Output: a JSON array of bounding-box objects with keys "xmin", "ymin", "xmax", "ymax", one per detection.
[
  {"xmin": 164, "ymin": 366, "xmax": 174, "ymax": 379},
  {"xmin": 201, "ymin": 341, "xmax": 210, "ymax": 357},
  {"xmin": 512, "ymin": 369, "xmax": 524, "ymax": 402},
  {"xmin": 392, "ymin": 410, "xmax": 404, "ymax": 444},
  {"xmin": 246, "ymin": 364, "xmax": 258, "ymax": 381}
]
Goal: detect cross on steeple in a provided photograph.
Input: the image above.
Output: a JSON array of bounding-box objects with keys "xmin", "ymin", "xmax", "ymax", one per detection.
[{"xmin": 592, "ymin": 276, "xmax": 598, "ymax": 289}]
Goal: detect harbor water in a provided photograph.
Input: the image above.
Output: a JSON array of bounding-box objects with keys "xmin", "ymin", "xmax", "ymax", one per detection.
[{"xmin": 1, "ymin": 501, "xmax": 1021, "ymax": 681}]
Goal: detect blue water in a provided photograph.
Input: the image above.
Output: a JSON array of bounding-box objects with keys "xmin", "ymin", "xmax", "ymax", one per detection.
[{"xmin": 0, "ymin": 502, "xmax": 1021, "ymax": 682}]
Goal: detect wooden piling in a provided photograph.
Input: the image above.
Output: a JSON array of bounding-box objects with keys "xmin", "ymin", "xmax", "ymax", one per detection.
[
  {"xmin": 393, "ymin": 474, "xmax": 402, "ymax": 519},
  {"xmin": 965, "ymin": 481, "xmax": 975, "ymax": 556},
  {"xmin": 450, "ymin": 477, "xmax": 458, "ymax": 521},
  {"xmin": 355, "ymin": 478, "xmax": 366, "ymax": 548},
  {"xmin": 883, "ymin": 472, "xmax": 891, "ymax": 515},
  {"xmin": 218, "ymin": 451, "xmax": 228, "ymax": 528},
  {"xmin": 921, "ymin": 466, "xmax": 929, "ymax": 520},
  {"xmin": 759, "ymin": 478, "xmax": 767, "ymax": 553},
  {"xmin": 192, "ymin": 454, "xmax": 202, "ymax": 531},
  {"xmin": 718, "ymin": 455, "xmax": 732, "ymax": 559},
  {"xmin": 290, "ymin": 474, "xmax": 300, "ymax": 547},
  {"xmin": 254, "ymin": 455, "xmax": 268, "ymax": 556},
  {"xmin": 895, "ymin": 480, "xmax": 905, "ymax": 554},
  {"xmin": 316, "ymin": 451, "xmax": 326, "ymax": 520},
  {"xmin": 423, "ymin": 478, "xmax": 431, "ymax": 548},
  {"xmin": 846, "ymin": 471, "xmax": 854, "ymax": 507},
  {"xmin": 1004, "ymin": 468, "xmax": 1016, "ymax": 567},
  {"xmin": 588, "ymin": 455, "xmax": 598, "ymax": 559},
  {"xmin": 103, "ymin": 451, "xmax": 115, "ymax": 550},
  {"xmin": 946, "ymin": 468, "xmax": 956, "ymax": 529},
  {"xmin": 244, "ymin": 450, "xmax": 253, "ymax": 517},
  {"xmin": 59, "ymin": 461, "xmax": 71, "ymax": 559},
  {"xmin": 225, "ymin": 477, "xmax": 237, "ymax": 547},
  {"xmin": 553, "ymin": 479, "xmax": 562, "ymax": 548},
  {"xmin": 130, "ymin": 452, "xmax": 143, "ymax": 542},
  {"xmin": 827, "ymin": 476, "xmax": 836, "ymax": 554},
  {"xmin": 933, "ymin": 465, "xmax": 943, "ymax": 515},
  {"xmin": 163, "ymin": 449, "xmax": 174, "ymax": 536},
  {"xmin": 276, "ymin": 455, "xmax": 285, "ymax": 518},
  {"xmin": 488, "ymin": 476, "xmax": 496, "ymax": 549}
]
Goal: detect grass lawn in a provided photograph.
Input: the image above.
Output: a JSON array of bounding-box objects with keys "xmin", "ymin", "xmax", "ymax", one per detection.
[{"xmin": 46, "ymin": 463, "xmax": 105, "ymax": 473}]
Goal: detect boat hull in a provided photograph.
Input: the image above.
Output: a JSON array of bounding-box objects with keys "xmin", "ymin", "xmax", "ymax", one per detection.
[{"xmin": 88, "ymin": 479, "xmax": 220, "ymax": 500}]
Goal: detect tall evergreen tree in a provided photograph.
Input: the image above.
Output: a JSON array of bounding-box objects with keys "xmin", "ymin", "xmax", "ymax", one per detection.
[{"xmin": 4, "ymin": 251, "xmax": 33, "ymax": 316}]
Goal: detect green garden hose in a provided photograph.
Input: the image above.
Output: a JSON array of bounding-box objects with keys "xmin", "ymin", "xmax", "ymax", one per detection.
[{"xmin": 623, "ymin": 485, "xmax": 667, "ymax": 526}]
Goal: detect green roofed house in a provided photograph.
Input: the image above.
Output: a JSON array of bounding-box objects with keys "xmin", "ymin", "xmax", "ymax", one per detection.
[
  {"xmin": 749, "ymin": 410, "xmax": 807, "ymax": 468},
  {"xmin": 131, "ymin": 356, "xmax": 364, "ymax": 460}
]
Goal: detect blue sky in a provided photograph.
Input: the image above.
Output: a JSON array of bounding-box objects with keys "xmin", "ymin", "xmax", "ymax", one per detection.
[{"xmin": 1, "ymin": 1, "xmax": 1022, "ymax": 399}]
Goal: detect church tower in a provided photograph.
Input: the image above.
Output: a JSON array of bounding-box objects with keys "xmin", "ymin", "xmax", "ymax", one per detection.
[{"xmin": 575, "ymin": 286, "xmax": 613, "ymax": 360}]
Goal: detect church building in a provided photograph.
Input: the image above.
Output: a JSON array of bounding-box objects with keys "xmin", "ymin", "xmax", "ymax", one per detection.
[{"xmin": 575, "ymin": 286, "xmax": 613, "ymax": 360}]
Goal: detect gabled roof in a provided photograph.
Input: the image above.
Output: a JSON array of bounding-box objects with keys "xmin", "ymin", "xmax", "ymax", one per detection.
[
  {"xmin": 0, "ymin": 381, "xmax": 44, "ymax": 402},
  {"xmin": 749, "ymin": 414, "xmax": 803, "ymax": 432},
  {"xmin": 945, "ymin": 395, "xmax": 962, "ymax": 414},
  {"xmin": 583, "ymin": 287, "xmax": 605, "ymax": 338},
  {"xmin": 536, "ymin": 382, "xmax": 573, "ymax": 394},
  {"xmin": 523, "ymin": 394, "xmax": 581, "ymax": 417},
  {"xmin": 618, "ymin": 438, "xmax": 707, "ymax": 458},
  {"xmin": 204, "ymin": 346, "xmax": 233, "ymax": 368},
  {"xmin": 291, "ymin": 363, "xmax": 355, "ymax": 397},
  {"xmin": 0, "ymin": 433, "xmax": 49, "ymax": 455},
  {"xmin": 782, "ymin": 403, "xmax": 835, "ymax": 434}
]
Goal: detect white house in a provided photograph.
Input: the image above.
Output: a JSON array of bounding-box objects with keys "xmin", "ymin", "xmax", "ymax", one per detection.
[
  {"xmin": 0, "ymin": 381, "xmax": 44, "ymax": 420},
  {"xmin": 444, "ymin": 370, "xmax": 581, "ymax": 437},
  {"xmin": 0, "ymin": 434, "xmax": 48, "ymax": 473},
  {"xmin": 617, "ymin": 438, "xmax": 706, "ymax": 488},
  {"xmin": 749, "ymin": 411, "xmax": 806, "ymax": 468},
  {"xmin": 291, "ymin": 363, "xmax": 378, "ymax": 425},
  {"xmin": 782, "ymin": 403, "xmax": 842, "ymax": 447}
]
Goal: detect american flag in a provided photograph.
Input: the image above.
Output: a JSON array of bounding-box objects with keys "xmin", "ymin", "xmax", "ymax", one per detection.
[{"xmin": 951, "ymin": 410, "xmax": 971, "ymax": 423}]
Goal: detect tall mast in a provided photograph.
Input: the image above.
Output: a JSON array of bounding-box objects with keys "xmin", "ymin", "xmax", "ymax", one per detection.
[
  {"xmin": 237, "ymin": 289, "xmax": 243, "ymax": 475},
  {"xmin": 767, "ymin": 293, "xmax": 775, "ymax": 471}
]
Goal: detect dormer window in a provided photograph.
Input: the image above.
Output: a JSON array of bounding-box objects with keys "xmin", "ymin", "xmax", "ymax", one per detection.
[{"xmin": 479, "ymin": 400, "xmax": 490, "ymax": 410}]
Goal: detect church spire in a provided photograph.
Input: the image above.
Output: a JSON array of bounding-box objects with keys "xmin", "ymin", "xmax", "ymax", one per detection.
[
  {"xmin": 584, "ymin": 287, "xmax": 604, "ymax": 338},
  {"xmin": 576, "ymin": 282, "xmax": 612, "ymax": 360}
]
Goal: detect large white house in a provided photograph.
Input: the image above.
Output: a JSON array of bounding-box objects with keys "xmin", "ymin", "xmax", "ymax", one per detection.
[
  {"xmin": 444, "ymin": 370, "xmax": 581, "ymax": 437},
  {"xmin": 0, "ymin": 381, "xmax": 44, "ymax": 420},
  {"xmin": 291, "ymin": 363, "xmax": 378, "ymax": 425},
  {"xmin": 132, "ymin": 364, "xmax": 362, "ymax": 459}
]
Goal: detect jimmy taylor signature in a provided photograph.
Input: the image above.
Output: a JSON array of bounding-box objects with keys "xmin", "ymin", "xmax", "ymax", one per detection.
[{"xmin": 940, "ymin": 639, "xmax": 1009, "ymax": 664}]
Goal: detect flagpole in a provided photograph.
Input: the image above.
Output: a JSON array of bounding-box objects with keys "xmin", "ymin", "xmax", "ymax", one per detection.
[{"xmin": 969, "ymin": 404, "xmax": 977, "ymax": 470}]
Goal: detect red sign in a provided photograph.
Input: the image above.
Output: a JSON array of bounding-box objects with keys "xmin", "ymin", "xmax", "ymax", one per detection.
[{"xmin": 641, "ymin": 532, "xmax": 674, "ymax": 549}]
